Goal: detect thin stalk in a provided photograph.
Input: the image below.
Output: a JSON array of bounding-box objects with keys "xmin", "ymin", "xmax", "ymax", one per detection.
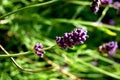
[
  {"xmin": 43, "ymin": 44, "xmax": 56, "ymax": 51},
  {"xmin": 85, "ymin": 50, "xmax": 119, "ymax": 65},
  {"xmin": 0, "ymin": 44, "xmax": 52, "ymax": 72},
  {"xmin": 0, "ymin": 44, "xmax": 56, "ymax": 57},
  {"xmin": 44, "ymin": 57, "xmax": 82, "ymax": 80},
  {"xmin": 72, "ymin": 6, "xmax": 86, "ymax": 19},
  {"xmin": 0, "ymin": 51, "xmax": 31, "ymax": 57},
  {"xmin": 69, "ymin": 1, "xmax": 91, "ymax": 6},
  {"xmin": 69, "ymin": 1, "xmax": 114, "ymax": 8},
  {"xmin": 53, "ymin": 18, "xmax": 120, "ymax": 31},
  {"xmin": 77, "ymin": 59, "xmax": 120, "ymax": 79},
  {"xmin": 0, "ymin": 0, "xmax": 58, "ymax": 19},
  {"xmin": 97, "ymin": 6, "xmax": 109, "ymax": 22}
]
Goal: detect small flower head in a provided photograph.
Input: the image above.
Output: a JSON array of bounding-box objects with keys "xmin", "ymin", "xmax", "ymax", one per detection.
[
  {"xmin": 90, "ymin": 0, "xmax": 101, "ymax": 14},
  {"xmin": 92, "ymin": 61, "xmax": 98, "ymax": 66},
  {"xmin": 98, "ymin": 41, "xmax": 118, "ymax": 56},
  {"xmin": 101, "ymin": 0, "xmax": 113, "ymax": 5},
  {"xmin": 56, "ymin": 28, "xmax": 88, "ymax": 49},
  {"xmin": 108, "ymin": 19, "xmax": 115, "ymax": 25},
  {"xmin": 34, "ymin": 43, "xmax": 45, "ymax": 57},
  {"xmin": 114, "ymin": 1, "xmax": 120, "ymax": 10}
]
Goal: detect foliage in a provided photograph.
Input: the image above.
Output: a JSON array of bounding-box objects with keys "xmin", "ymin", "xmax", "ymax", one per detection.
[{"xmin": 0, "ymin": 0, "xmax": 120, "ymax": 80}]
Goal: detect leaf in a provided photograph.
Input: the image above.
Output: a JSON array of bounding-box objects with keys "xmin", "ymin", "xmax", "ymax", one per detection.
[
  {"xmin": 105, "ymin": 29, "xmax": 117, "ymax": 36},
  {"xmin": 0, "ymin": 72, "xmax": 12, "ymax": 80}
]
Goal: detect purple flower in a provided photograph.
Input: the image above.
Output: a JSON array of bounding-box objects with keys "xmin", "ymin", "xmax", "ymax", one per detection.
[
  {"xmin": 34, "ymin": 43, "xmax": 45, "ymax": 57},
  {"xmin": 108, "ymin": 19, "xmax": 115, "ymax": 25},
  {"xmin": 114, "ymin": 1, "xmax": 120, "ymax": 10},
  {"xmin": 90, "ymin": 0, "xmax": 101, "ymax": 14},
  {"xmin": 101, "ymin": 0, "xmax": 113, "ymax": 5},
  {"xmin": 98, "ymin": 41, "xmax": 118, "ymax": 56},
  {"xmin": 56, "ymin": 28, "xmax": 88, "ymax": 49},
  {"xmin": 92, "ymin": 61, "xmax": 98, "ymax": 66}
]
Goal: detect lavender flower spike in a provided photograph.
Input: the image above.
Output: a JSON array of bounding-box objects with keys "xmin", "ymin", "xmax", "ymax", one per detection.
[
  {"xmin": 56, "ymin": 28, "xmax": 88, "ymax": 49},
  {"xmin": 108, "ymin": 19, "xmax": 115, "ymax": 25},
  {"xmin": 90, "ymin": 0, "xmax": 101, "ymax": 14},
  {"xmin": 98, "ymin": 41, "xmax": 118, "ymax": 56},
  {"xmin": 114, "ymin": 1, "xmax": 120, "ymax": 10},
  {"xmin": 101, "ymin": 0, "xmax": 113, "ymax": 5},
  {"xmin": 34, "ymin": 43, "xmax": 45, "ymax": 57}
]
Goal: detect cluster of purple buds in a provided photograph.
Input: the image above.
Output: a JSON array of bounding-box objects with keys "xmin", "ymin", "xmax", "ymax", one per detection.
[
  {"xmin": 114, "ymin": 1, "xmax": 120, "ymax": 10},
  {"xmin": 108, "ymin": 19, "xmax": 115, "ymax": 25},
  {"xmin": 101, "ymin": 0, "xmax": 113, "ymax": 5},
  {"xmin": 91, "ymin": 0, "xmax": 101, "ymax": 14},
  {"xmin": 92, "ymin": 61, "xmax": 98, "ymax": 66},
  {"xmin": 91, "ymin": 0, "xmax": 113, "ymax": 14},
  {"xmin": 56, "ymin": 28, "xmax": 88, "ymax": 49},
  {"xmin": 34, "ymin": 43, "xmax": 45, "ymax": 57},
  {"xmin": 98, "ymin": 41, "xmax": 118, "ymax": 56}
]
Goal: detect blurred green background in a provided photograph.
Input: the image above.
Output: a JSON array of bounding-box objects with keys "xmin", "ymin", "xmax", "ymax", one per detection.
[{"xmin": 0, "ymin": 0, "xmax": 120, "ymax": 80}]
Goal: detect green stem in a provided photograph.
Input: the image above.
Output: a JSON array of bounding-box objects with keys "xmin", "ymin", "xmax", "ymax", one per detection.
[
  {"xmin": 0, "ymin": 44, "xmax": 52, "ymax": 72},
  {"xmin": 43, "ymin": 44, "xmax": 56, "ymax": 51},
  {"xmin": 69, "ymin": 1, "xmax": 91, "ymax": 6},
  {"xmin": 0, "ymin": 44, "xmax": 56, "ymax": 57},
  {"xmin": 97, "ymin": 6, "xmax": 109, "ymax": 22},
  {"xmin": 69, "ymin": 1, "xmax": 114, "ymax": 8},
  {"xmin": 0, "ymin": 51, "xmax": 32, "ymax": 57},
  {"xmin": 53, "ymin": 18, "xmax": 120, "ymax": 31},
  {"xmin": 0, "ymin": 0, "xmax": 58, "ymax": 19},
  {"xmin": 72, "ymin": 6, "xmax": 86, "ymax": 19},
  {"xmin": 93, "ymin": 54, "xmax": 118, "ymax": 65},
  {"xmin": 85, "ymin": 50, "xmax": 119, "ymax": 65},
  {"xmin": 77, "ymin": 59, "xmax": 120, "ymax": 79}
]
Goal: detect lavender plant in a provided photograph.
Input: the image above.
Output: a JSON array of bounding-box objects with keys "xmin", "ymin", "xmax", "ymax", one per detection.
[
  {"xmin": 56, "ymin": 28, "xmax": 88, "ymax": 49},
  {"xmin": 0, "ymin": 0, "xmax": 120, "ymax": 80},
  {"xmin": 114, "ymin": 1, "xmax": 120, "ymax": 10},
  {"xmin": 34, "ymin": 43, "xmax": 45, "ymax": 57},
  {"xmin": 98, "ymin": 41, "xmax": 118, "ymax": 56},
  {"xmin": 101, "ymin": 0, "xmax": 113, "ymax": 5},
  {"xmin": 90, "ymin": 0, "xmax": 113, "ymax": 14}
]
